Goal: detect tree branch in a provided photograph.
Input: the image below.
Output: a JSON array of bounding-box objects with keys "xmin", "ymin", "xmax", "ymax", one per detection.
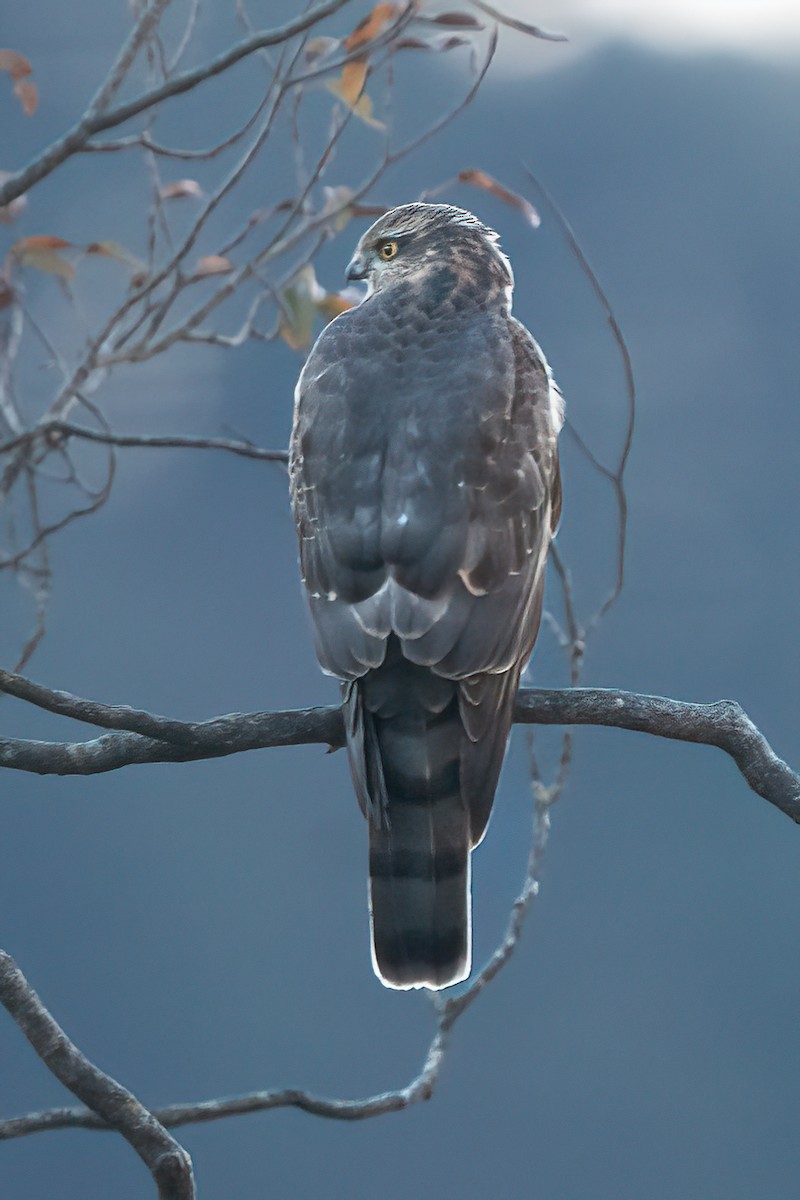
[
  {"xmin": 1, "ymin": 673, "xmax": 797, "ymax": 822},
  {"xmin": 0, "ymin": 422, "xmax": 289, "ymax": 465},
  {"xmin": 0, "ymin": 0, "xmax": 354, "ymax": 209},
  {"xmin": 0, "ymin": 951, "xmax": 194, "ymax": 1198}
]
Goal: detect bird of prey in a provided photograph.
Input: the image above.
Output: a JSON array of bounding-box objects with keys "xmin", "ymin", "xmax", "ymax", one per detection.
[{"xmin": 290, "ymin": 203, "xmax": 563, "ymax": 990}]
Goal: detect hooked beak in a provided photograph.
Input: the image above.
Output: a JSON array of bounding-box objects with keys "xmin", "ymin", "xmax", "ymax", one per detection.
[{"xmin": 346, "ymin": 251, "xmax": 369, "ymax": 282}]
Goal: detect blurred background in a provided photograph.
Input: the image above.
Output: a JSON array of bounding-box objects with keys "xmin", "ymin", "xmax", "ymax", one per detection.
[{"xmin": 1, "ymin": 2, "xmax": 799, "ymax": 1197}]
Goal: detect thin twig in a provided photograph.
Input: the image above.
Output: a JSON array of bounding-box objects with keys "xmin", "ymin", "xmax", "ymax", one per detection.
[
  {"xmin": 0, "ymin": 422, "xmax": 289, "ymax": 464},
  {"xmin": 523, "ymin": 164, "xmax": 635, "ymax": 618},
  {"xmin": 0, "ymin": 0, "xmax": 354, "ymax": 210}
]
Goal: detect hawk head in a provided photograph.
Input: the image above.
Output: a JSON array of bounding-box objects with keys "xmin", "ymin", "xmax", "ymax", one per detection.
[{"xmin": 345, "ymin": 202, "xmax": 513, "ymax": 304}]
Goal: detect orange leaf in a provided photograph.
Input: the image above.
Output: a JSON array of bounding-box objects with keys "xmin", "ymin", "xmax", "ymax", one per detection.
[
  {"xmin": 317, "ymin": 293, "xmax": 354, "ymax": 321},
  {"xmin": 159, "ymin": 179, "xmax": 204, "ymax": 201},
  {"xmin": 333, "ymin": 58, "xmax": 368, "ymax": 107},
  {"xmin": 86, "ymin": 241, "xmax": 145, "ymax": 271},
  {"xmin": 14, "ymin": 78, "xmax": 37, "ymax": 116},
  {"xmin": 457, "ymin": 169, "xmax": 541, "ymax": 228},
  {"xmin": 11, "ymin": 235, "xmax": 75, "ymax": 279},
  {"xmin": 343, "ymin": 4, "xmax": 396, "ymax": 51},
  {"xmin": 14, "ymin": 234, "xmax": 71, "ymax": 251},
  {"xmin": 0, "ymin": 49, "xmax": 37, "ymax": 117},
  {"xmin": 327, "ymin": 61, "xmax": 385, "ymax": 128},
  {"xmin": 193, "ymin": 255, "xmax": 234, "ymax": 277},
  {"xmin": 0, "ymin": 49, "xmax": 32, "ymax": 82}
]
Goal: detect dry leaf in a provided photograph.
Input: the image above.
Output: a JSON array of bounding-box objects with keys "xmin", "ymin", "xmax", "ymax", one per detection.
[
  {"xmin": 11, "ymin": 235, "xmax": 75, "ymax": 279},
  {"xmin": 159, "ymin": 179, "xmax": 204, "ymax": 201},
  {"xmin": 335, "ymin": 58, "xmax": 368, "ymax": 106},
  {"xmin": 351, "ymin": 94, "xmax": 384, "ymax": 129},
  {"xmin": 303, "ymin": 36, "xmax": 339, "ymax": 64},
  {"xmin": 327, "ymin": 61, "xmax": 385, "ymax": 129},
  {"xmin": 396, "ymin": 34, "xmax": 472, "ymax": 52},
  {"xmin": 317, "ymin": 293, "xmax": 354, "ymax": 320},
  {"xmin": 86, "ymin": 241, "xmax": 145, "ymax": 271},
  {"xmin": 193, "ymin": 255, "xmax": 234, "ymax": 277},
  {"xmin": 0, "ymin": 49, "xmax": 32, "ymax": 81},
  {"xmin": 14, "ymin": 78, "xmax": 37, "ymax": 116},
  {"xmin": 427, "ymin": 11, "xmax": 483, "ymax": 27},
  {"xmin": 321, "ymin": 186, "xmax": 357, "ymax": 232},
  {"xmin": 279, "ymin": 266, "xmax": 355, "ymax": 350},
  {"xmin": 0, "ymin": 49, "xmax": 37, "ymax": 117},
  {"xmin": 15, "ymin": 235, "xmax": 72, "ymax": 250},
  {"xmin": 344, "ymin": 3, "xmax": 396, "ymax": 51},
  {"xmin": 279, "ymin": 266, "xmax": 320, "ymax": 350},
  {"xmin": 458, "ymin": 169, "xmax": 541, "ymax": 228}
]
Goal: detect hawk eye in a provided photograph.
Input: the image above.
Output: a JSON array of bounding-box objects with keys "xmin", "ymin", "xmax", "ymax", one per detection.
[{"xmin": 378, "ymin": 240, "xmax": 398, "ymax": 261}]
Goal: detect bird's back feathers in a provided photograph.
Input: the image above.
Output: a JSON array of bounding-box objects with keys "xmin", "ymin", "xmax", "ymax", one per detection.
[{"xmin": 290, "ymin": 209, "xmax": 562, "ymax": 989}]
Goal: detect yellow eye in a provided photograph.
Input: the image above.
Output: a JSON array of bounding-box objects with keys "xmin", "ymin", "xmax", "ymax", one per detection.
[{"xmin": 378, "ymin": 240, "xmax": 398, "ymax": 261}]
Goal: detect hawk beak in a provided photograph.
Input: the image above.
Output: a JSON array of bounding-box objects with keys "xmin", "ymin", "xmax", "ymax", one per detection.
[{"xmin": 346, "ymin": 253, "xmax": 369, "ymax": 282}]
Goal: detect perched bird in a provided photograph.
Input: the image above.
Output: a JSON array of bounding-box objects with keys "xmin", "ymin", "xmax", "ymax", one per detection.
[{"xmin": 290, "ymin": 203, "xmax": 563, "ymax": 990}]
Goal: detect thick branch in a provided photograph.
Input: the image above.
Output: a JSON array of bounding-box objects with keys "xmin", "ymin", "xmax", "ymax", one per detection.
[
  {"xmin": 1, "ymin": 675, "xmax": 797, "ymax": 822},
  {"xmin": 0, "ymin": 952, "xmax": 194, "ymax": 1198}
]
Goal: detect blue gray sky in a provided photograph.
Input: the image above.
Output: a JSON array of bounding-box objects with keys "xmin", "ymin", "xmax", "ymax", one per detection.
[{"xmin": 1, "ymin": 4, "xmax": 799, "ymax": 1199}]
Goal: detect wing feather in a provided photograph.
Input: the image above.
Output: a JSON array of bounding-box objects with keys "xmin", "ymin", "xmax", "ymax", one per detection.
[{"xmin": 290, "ymin": 292, "xmax": 561, "ymax": 841}]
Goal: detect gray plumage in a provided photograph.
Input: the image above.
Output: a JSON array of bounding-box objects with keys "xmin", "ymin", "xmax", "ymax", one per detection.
[{"xmin": 290, "ymin": 203, "xmax": 563, "ymax": 989}]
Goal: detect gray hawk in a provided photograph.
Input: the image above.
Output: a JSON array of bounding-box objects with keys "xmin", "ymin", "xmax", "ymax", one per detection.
[{"xmin": 290, "ymin": 203, "xmax": 563, "ymax": 990}]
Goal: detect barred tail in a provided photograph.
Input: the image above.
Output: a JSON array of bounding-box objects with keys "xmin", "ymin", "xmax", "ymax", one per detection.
[
  {"xmin": 368, "ymin": 703, "xmax": 471, "ymax": 989},
  {"xmin": 346, "ymin": 643, "xmax": 472, "ymax": 990}
]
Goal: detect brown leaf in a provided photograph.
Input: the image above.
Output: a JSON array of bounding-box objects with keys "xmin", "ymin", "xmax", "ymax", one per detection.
[
  {"xmin": 279, "ymin": 267, "xmax": 355, "ymax": 349},
  {"xmin": 427, "ymin": 11, "xmax": 483, "ymax": 27},
  {"xmin": 333, "ymin": 58, "xmax": 368, "ymax": 106},
  {"xmin": 14, "ymin": 78, "xmax": 37, "ymax": 116},
  {"xmin": 303, "ymin": 36, "xmax": 339, "ymax": 64},
  {"xmin": 317, "ymin": 293, "xmax": 354, "ymax": 321},
  {"xmin": 457, "ymin": 169, "xmax": 541, "ymax": 228},
  {"xmin": 0, "ymin": 49, "xmax": 32, "ymax": 81},
  {"xmin": 344, "ymin": 3, "xmax": 396, "ymax": 51},
  {"xmin": 11, "ymin": 235, "xmax": 75, "ymax": 279},
  {"xmin": 15, "ymin": 234, "xmax": 71, "ymax": 250},
  {"xmin": 278, "ymin": 266, "xmax": 321, "ymax": 350},
  {"xmin": 0, "ymin": 49, "xmax": 38, "ymax": 117},
  {"xmin": 159, "ymin": 179, "xmax": 204, "ymax": 201},
  {"xmin": 0, "ymin": 171, "xmax": 27, "ymax": 223},
  {"xmin": 193, "ymin": 254, "xmax": 234, "ymax": 277},
  {"xmin": 327, "ymin": 60, "xmax": 385, "ymax": 128},
  {"xmin": 86, "ymin": 241, "xmax": 145, "ymax": 271},
  {"xmin": 396, "ymin": 34, "xmax": 472, "ymax": 52}
]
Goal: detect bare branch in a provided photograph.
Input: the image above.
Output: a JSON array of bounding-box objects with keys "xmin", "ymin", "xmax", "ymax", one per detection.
[
  {"xmin": 523, "ymin": 164, "xmax": 635, "ymax": 618},
  {"xmin": 87, "ymin": 0, "xmax": 174, "ymax": 119},
  {"xmin": 0, "ymin": 422, "xmax": 289, "ymax": 465},
  {"xmin": 470, "ymin": 1, "xmax": 567, "ymax": 43},
  {"xmin": 0, "ymin": 788, "xmax": 565, "ymax": 1150},
  {"xmin": 0, "ymin": 951, "xmax": 195, "ymax": 1198},
  {"xmin": 0, "ymin": 0, "xmax": 354, "ymax": 210},
  {"xmin": 9, "ymin": 657, "xmax": 791, "ymax": 1155},
  {"xmin": 1, "ymin": 677, "xmax": 797, "ymax": 823}
]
